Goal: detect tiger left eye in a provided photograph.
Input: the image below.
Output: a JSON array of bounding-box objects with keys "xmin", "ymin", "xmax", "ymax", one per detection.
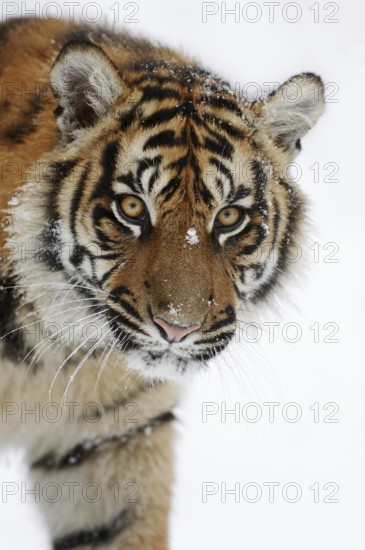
[
  {"xmin": 118, "ymin": 195, "xmax": 146, "ymax": 222},
  {"xmin": 215, "ymin": 206, "xmax": 244, "ymax": 230}
]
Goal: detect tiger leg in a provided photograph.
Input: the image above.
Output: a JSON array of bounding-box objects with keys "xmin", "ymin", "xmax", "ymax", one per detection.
[{"xmin": 32, "ymin": 418, "xmax": 175, "ymax": 549}]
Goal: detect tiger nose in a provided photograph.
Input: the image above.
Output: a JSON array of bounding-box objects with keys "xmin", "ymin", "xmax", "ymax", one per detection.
[{"xmin": 153, "ymin": 317, "xmax": 201, "ymax": 343}]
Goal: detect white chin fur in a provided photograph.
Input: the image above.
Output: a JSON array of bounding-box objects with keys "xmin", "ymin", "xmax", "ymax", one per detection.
[{"xmin": 124, "ymin": 350, "xmax": 208, "ymax": 383}]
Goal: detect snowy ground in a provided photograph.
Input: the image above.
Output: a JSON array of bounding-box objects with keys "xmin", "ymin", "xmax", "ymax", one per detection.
[{"xmin": 0, "ymin": 0, "xmax": 364, "ymax": 548}]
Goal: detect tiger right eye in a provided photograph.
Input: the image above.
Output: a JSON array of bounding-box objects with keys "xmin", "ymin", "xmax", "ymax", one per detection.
[
  {"xmin": 217, "ymin": 207, "xmax": 242, "ymax": 227},
  {"xmin": 118, "ymin": 195, "xmax": 146, "ymax": 223},
  {"xmin": 214, "ymin": 206, "xmax": 245, "ymax": 232}
]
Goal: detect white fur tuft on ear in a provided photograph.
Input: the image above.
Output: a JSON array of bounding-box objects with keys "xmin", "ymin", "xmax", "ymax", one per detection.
[
  {"xmin": 50, "ymin": 41, "xmax": 125, "ymax": 139},
  {"xmin": 257, "ymin": 73, "xmax": 324, "ymax": 156}
]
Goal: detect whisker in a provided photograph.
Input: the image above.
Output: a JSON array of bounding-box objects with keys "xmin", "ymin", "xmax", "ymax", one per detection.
[
  {"xmin": 2, "ymin": 281, "xmax": 116, "ymax": 300},
  {"xmin": 31, "ymin": 308, "xmax": 109, "ymax": 371},
  {"xmin": 16, "ymin": 274, "xmax": 81, "ymax": 311},
  {"xmin": 1, "ymin": 305, "xmax": 108, "ymax": 339},
  {"xmin": 47, "ymin": 311, "xmax": 108, "ymax": 399},
  {"xmin": 94, "ymin": 326, "xmax": 121, "ymax": 392},
  {"xmin": 20, "ymin": 297, "xmax": 102, "ymax": 322},
  {"xmin": 60, "ymin": 318, "xmax": 112, "ymax": 405}
]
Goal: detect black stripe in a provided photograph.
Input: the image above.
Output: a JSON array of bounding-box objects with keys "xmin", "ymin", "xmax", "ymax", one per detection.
[
  {"xmin": 158, "ymin": 176, "xmax": 180, "ymax": 202},
  {"xmin": 53, "ymin": 506, "xmax": 134, "ymax": 549},
  {"xmin": 203, "ymin": 305, "xmax": 236, "ymax": 335},
  {"xmin": 189, "ymin": 125, "xmax": 201, "ymax": 147},
  {"xmin": 201, "ymin": 95, "xmax": 243, "ymax": 117},
  {"xmin": 252, "ymin": 158, "xmax": 268, "ymax": 219},
  {"xmin": 110, "ymin": 285, "xmax": 133, "ymax": 297},
  {"xmin": 276, "ymin": 178, "xmax": 304, "ymax": 272},
  {"xmin": 92, "ymin": 252, "xmax": 121, "ymax": 261},
  {"xmin": 215, "ymin": 177, "xmax": 224, "ymax": 198},
  {"xmin": 143, "ymin": 130, "xmax": 177, "ymax": 150},
  {"xmin": 167, "ymin": 154, "xmax": 188, "ymax": 173},
  {"xmin": 92, "ymin": 203, "xmax": 119, "ymax": 223},
  {"xmin": 39, "ymin": 218, "xmax": 64, "ymax": 271},
  {"xmin": 189, "ymin": 152, "xmax": 214, "ymax": 206},
  {"xmin": 209, "ymin": 157, "xmax": 234, "ymax": 194},
  {"xmin": 136, "ymin": 155, "xmax": 162, "ymax": 185},
  {"xmin": 33, "ymin": 411, "xmax": 175, "ymax": 471},
  {"xmin": 240, "ymin": 223, "xmax": 269, "ymax": 255},
  {"xmin": 147, "ymin": 168, "xmax": 160, "ymax": 193},
  {"xmin": 48, "ymin": 161, "xmax": 78, "ymax": 186},
  {"xmin": 200, "ymin": 183, "xmax": 215, "ymax": 206},
  {"xmin": 110, "ymin": 298, "xmax": 144, "ymax": 324},
  {"xmin": 194, "ymin": 331, "xmax": 235, "ymax": 347},
  {"xmin": 93, "ymin": 206, "xmax": 134, "ymax": 244},
  {"xmin": 4, "ymin": 92, "xmax": 44, "ymax": 144},
  {"xmin": 116, "ymin": 170, "xmax": 140, "ymax": 193},
  {"xmin": 251, "ymin": 263, "xmax": 265, "ymax": 279},
  {"xmin": 273, "ymin": 198, "xmax": 280, "ymax": 234},
  {"xmin": 131, "ymin": 73, "xmax": 182, "ymax": 87},
  {"xmin": 0, "ymin": 17, "xmax": 23, "ymax": 46},
  {"xmin": 94, "ymin": 226, "xmax": 130, "ymax": 247},
  {"xmin": 107, "ymin": 316, "xmax": 144, "ymax": 350},
  {"xmin": 233, "ymin": 263, "xmax": 246, "ymax": 284},
  {"xmin": 119, "ymin": 105, "xmax": 139, "ymax": 131},
  {"xmin": 141, "ymin": 106, "xmax": 180, "ymax": 128},
  {"xmin": 203, "ymin": 317, "xmax": 235, "ymax": 335},
  {"xmin": 203, "ymin": 123, "xmax": 235, "ymax": 152},
  {"xmin": 141, "ymin": 85, "xmax": 181, "ymax": 102},
  {"xmin": 228, "ymin": 184, "xmax": 251, "ymax": 202},
  {"xmin": 203, "ymin": 114, "xmax": 244, "ymax": 139},
  {"xmin": 98, "ymin": 262, "xmax": 123, "ymax": 286},
  {"xmin": 113, "ymin": 311, "xmax": 148, "ymax": 335},
  {"xmin": 69, "ymin": 164, "xmax": 91, "ymax": 239},
  {"xmin": 46, "ymin": 160, "xmax": 75, "ymax": 228},
  {"xmin": 0, "ymin": 273, "xmax": 28, "ymax": 362},
  {"xmin": 91, "ymin": 141, "xmax": 120, "ymax": 199},
  {"xmin": 233, "ymin": 281, "xmax": 246, "ymax": 300},
  {"xmin": 72, "ymin": 245, "xmax": 108, "ymax": 277},
  {"xmin": 223, "ymin": 220, "xmax": 260, "ymax": 249},
  {"xmin": 203, "ymin": 136, "xmax": 233, "ymax": 160}
]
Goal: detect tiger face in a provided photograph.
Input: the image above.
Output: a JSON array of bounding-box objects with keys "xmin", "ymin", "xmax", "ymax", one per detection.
[{"xmin": 15, "ymin": 41, "xmax": 324, "ymax": 381}]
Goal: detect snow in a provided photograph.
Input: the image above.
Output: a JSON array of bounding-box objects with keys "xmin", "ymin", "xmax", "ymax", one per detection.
[
  {"xmin": 167, "ymin": 303, "xmax": 184, "ymax": 317},
  {"xmin": 144, "ymin": 425, "xmax": 152, "ymax": 436},
  {"xmin": 185, "ymin": 227, "xmax": 199, "ymax": 245},
  {"xmin": 0, "ymin": 448, "xmax": 51, "ymax": 549},
  {"xmin": 8, "ymin": 196, "xmax": 19, "ymax": 206},
  {"xmin": 168, "ymin": 304, "xmax": 179, "ymax": 317}
]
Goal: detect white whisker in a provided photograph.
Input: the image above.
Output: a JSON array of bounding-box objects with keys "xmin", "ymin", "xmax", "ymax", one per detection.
[
  {"xmin": 60, "ymin": 317, "xmax": 112, "ymax": 405},
  {"xmin": 47, "ymin": 311, "xmax": 107, "ymax": 400}
]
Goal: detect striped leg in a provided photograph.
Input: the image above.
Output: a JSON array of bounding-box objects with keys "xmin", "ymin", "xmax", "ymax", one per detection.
[{"xmin": 32, "ymin": 415, "xmax": 175, "ymax": 549}]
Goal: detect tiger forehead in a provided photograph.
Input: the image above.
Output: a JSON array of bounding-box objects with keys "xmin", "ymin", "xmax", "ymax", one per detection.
[
  {"xmin": 110, "ymin": 87, "xmax": 259, "ymax": 208},
  {"xmin": 124, "ymin": 58, "xmax": 235, "ymax": 96},
  {"xmin": 116, "ymin": 62, "xmax": 256, "ymax": 147},
  {"xmin": 112, "ymin": 138, "xmax": 258, "ymax": 210}
]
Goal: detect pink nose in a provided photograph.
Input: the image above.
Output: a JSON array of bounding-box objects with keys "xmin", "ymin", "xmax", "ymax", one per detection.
[{"xmin": 153, "ymin": 317, "xmax": 201, "ymax": 342}]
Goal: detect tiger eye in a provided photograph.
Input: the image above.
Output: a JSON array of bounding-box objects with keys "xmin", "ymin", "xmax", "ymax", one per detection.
[
  {"xmin": 216, "ymin": 206, "xmax": 243, "ymax": 228},
  {"xmin": 119, "ymin": 195, "xmax": 146, "ymax": 220}
]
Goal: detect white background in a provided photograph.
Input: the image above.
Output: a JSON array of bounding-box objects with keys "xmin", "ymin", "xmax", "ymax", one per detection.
[{"xmin": 0, "ymin": 1, "xmax": 364, "ymax": 548}]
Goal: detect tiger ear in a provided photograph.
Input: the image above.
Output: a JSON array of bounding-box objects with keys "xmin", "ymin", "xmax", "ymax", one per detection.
[
  {"xmin": 254, "ymin": 73, "xmax": 324, "ymax": 156},
  {"xmin": 50, "ymin": 41, "xmax": 125, "ymax": 140}
]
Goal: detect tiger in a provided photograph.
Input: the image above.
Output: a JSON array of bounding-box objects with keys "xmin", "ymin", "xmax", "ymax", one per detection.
[{"xmin": 0, "ymin": 16, "xmax": 324, "ymax": 549}]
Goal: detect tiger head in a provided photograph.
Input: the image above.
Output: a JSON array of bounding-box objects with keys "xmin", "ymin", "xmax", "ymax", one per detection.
[{"xmin": 13, "ymin": 41, "xmax": 324, "ymax": 381}]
